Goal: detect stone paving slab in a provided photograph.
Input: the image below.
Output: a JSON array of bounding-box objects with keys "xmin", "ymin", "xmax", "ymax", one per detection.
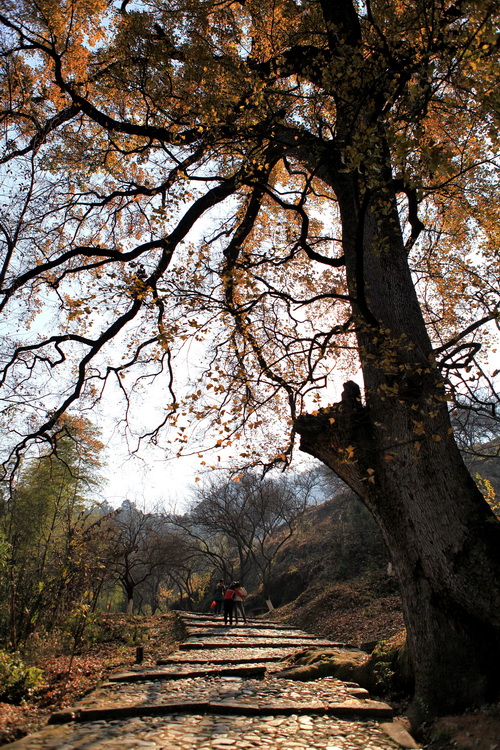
[
  {"xmin": 49, "ymin": 699, "xmax": 393, "ymax": 725},
  {"xmin": 130, "ymin": 659, "xmax": 283, "ymax": 682},
  {"xmin": 185, "ymin": 629, "xmax": 345, "ymax": 643},
  {"xmin": 106, "ymin": 665, "xmax": 267, "ymax": 682},
  {"xmin": 3, "ymin": 713, "xmax": 403, "ymax": 749},
  {"xmin": 158, "ymin": 647, "xmax": 299, "ymax": 663},
  {"xmin": 157, "ymin": 654, "xmax": 285, "ymax": 665},
  {"xmin": 182, "ymin": 620, "xmax": 314, "ymax": 630},
  {"xmin": 179, "ymin": 614, "xmax": 294, "ymax": 629},
  {"xmin": 62, "ymin": 674, "xmax": 376, "ymax": 714},
  {"xmin": 182, "ymin": 620, "xmax": 341, "ymax": 637},
  {"xmin": 179, "ymin": 639, "xmax": 337, "ymax": 650}
]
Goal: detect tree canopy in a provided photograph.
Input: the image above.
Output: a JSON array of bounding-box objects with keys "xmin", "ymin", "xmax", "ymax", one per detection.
[
  {"xmin": 1, "ymin": 0, "xmax": 500, "ymax": 721},
  {"xmin": 0, "ymin": 0, "xmax": 497, "ymax": 468}
]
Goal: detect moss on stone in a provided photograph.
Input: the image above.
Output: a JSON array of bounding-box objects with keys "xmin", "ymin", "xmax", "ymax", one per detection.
[{"xmin": 276, "ymin": 632, "xmax": 414, "ymax": 698}]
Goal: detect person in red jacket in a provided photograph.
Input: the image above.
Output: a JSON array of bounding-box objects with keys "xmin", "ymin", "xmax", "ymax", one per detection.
[{"xmin": 223, "ymin": 583, "xmax": 236, "ymax": 626}]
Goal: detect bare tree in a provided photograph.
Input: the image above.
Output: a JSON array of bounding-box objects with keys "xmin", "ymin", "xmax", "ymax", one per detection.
[
  {"xmin": 187, "ymin": 471, "xmax": 313, "ymax": 602},
  {"xmin": 105, "ymin": 501, "xmax": 173, "ymax": 614},
  {"xmin": 450, "ymin": 394, "xmax": 500, "ymax": 456},
  {"xmin": 162, "ymin": 512, "xmax": 238, "ymax": 587}
]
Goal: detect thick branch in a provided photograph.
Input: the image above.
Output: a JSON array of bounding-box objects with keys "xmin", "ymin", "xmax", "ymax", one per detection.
[
  {"xmin": 295, "ymin": 381, "xmax": 373, "ymax": 499},
  {"xmin": 0, "ymin": 103, "xmax": 81, "ymax": 163}
]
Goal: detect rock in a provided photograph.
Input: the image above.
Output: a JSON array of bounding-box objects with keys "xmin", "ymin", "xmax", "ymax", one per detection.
[{"xmin": 380, "ymin": 720, "xmax": 421, "ymax": 749}]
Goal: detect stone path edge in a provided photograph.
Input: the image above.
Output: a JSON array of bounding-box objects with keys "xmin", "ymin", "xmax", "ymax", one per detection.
[{"xmin": 178, "ymin": 641, "xmax": 337, "ymax": 650}]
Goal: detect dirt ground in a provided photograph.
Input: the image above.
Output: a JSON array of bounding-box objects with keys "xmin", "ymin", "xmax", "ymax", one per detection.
[{"xmin": 422, "ymin": 712, "xmax": 500, "ymax": 750}]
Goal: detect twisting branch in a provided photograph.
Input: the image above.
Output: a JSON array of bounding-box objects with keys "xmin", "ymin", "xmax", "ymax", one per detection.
[
  {"xmin": 1, "ymin": 172, "xmax": 243, "ymax": 473},
  {"xmin": 434, "ymin": 311, "xmax": 499, "ymax": 358},
  {"xmin": 221, "ymin": 168, "xmax": 301, "ymax": 428},
  {"xmin": 261, "ymin": 180, "xmax": 346, "ymax": 269},
  {"xmin": 393, "ymin": 179, "xmax": 426, "ymax": 252},
  {"xmin": 0, "ymin": 104, "xmax": 81, "ymax": 164}
]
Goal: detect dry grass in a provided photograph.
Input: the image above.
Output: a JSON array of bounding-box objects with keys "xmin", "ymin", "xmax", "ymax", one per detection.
[{"xmin": 272, "ymin": 577, "xmax": 405, "ymax": 647}]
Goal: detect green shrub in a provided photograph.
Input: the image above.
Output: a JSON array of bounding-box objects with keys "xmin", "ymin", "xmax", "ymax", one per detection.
[
  {"xmin": 365, "ymin": 630, "xmax": 414, "ymax": 696},
  {"xmin": 0, "ymin": 650, "xmax": 43, "ymax": 703}
]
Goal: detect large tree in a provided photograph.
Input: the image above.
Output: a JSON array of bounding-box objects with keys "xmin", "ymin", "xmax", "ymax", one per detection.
[{"xmin": 0, "ymin": 0, "xmax": 499, "ymax": 720}]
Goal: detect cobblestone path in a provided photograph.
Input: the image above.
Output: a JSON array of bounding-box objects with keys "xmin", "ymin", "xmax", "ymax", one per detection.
[{"xmin": 3, "ymin": 612, "xmax": 420, "ymax": 749}]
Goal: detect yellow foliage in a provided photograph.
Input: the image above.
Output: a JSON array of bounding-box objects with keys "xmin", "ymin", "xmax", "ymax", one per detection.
[{"xmin": 0, "ymin": 0, "xmax": 498, "ymax": 477}]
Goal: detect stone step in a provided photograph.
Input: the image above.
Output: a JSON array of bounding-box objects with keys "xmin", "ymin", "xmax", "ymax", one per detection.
[
  {"xmin": 184, "ymin": 629, "xmax": 342, "ymax": 642},
  {"xmin": 3, "ymin": 712, "xmax": 410, "ymax": 750},
  {"xmin": 49, "ymin": 697, "xmax": 393, "ymax": 725},
  {"xmin": 180, "ymin": 616, "xmax": 296, "ymax": 631},
  {"xmin": 158, "ymin": 647, "xmax": 300, "ymax": 662},
  {"xmin": 106, "ymin": 665, "xmax": 267, "ymax": 682},
  {"xmin": 66, "ymin": 671, "xmax": 378, "ymax": 716},
  {"xmin": 68, "ymin": 669, "xmax": 367, "ymax": 705},
  {"xmin": 176, "ymin": 612, "xmax": 291, "ymax": 626},
  {"xmin": 179, "ymin": 640, "xmax": 337, "ymax": 650},
  {"xmin": 0, "ymin": 609, "xmax": 407, "ymax": 750},
  {"xmin": 157, "ymin": 654, "xmax": 285, "ymax": 665}
]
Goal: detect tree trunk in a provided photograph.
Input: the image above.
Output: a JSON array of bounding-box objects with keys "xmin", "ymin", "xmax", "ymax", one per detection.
[
  {"xmin": 296, "ymin": 166, "xmax": 500, "ymax": 720},
  {"xmin": 126, "ymin": 591, "xmax": 134, "ymax": 615}
]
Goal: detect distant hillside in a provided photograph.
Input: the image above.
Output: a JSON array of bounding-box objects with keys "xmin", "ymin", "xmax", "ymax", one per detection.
[
  {"xmin": 265, "ymin": 490, "xmax": 390, "ymax": 604},
  {"xmin": 245, "ymin": 448, "xmax": 499, "ymax": 646},
  {"xmin": 251, "ymin": 490, "xmax": 404, "ymax": 646}
]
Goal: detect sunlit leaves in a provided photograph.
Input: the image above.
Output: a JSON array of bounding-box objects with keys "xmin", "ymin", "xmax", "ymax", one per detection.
[{"xmin": 0, "ymin": 0, "xmax": 498, "ymax": 477}]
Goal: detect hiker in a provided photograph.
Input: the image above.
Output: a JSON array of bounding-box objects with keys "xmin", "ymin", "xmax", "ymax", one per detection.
[
  {"xmin": 233, "ymin": 581, "xmax": 247, "ymax": 624},
  {"xmin": 213, "ymin": 579, "xmax": 225, "ymax": 616},
  {"xmin": 223, "ymin": 582, "xmax": 236, "ymax": 626}
]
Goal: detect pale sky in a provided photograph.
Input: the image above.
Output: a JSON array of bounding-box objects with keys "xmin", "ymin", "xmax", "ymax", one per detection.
[{"xmin": 98, "ymin": 340, "xmax": 500, "ymax": 511}]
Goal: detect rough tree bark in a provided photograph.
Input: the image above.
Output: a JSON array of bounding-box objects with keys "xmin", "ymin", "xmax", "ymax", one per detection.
[
  {"xmin": 296, "ymin": 165, "xmax": 500, "ymax": 721},
  {"xmin": 292, "ymin": 0, "xmax": 500, "ymax": 721}
]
